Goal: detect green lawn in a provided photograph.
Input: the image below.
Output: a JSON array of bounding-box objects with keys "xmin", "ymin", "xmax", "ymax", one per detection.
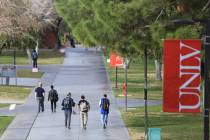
[
  {"xmin": 106, "ymin": 60, "xmax": 162, "ymax": 100},
  {"xmin": 0, "ymin": 85, "xmax": 32, "ymax": 101},
  {"xmin": 121, "ymin": 106, "xmax": 203, "ymax": 140},
  {"xmin": 0, "ymin": 116, "xmax": 14, "ymax": 136},
  {"xmin": 0, "ymin": 50, "xmax": 64, "ymax": 65},
  {"xmin": 0, "ymin": 103, "xmax": 10, "ymax": 108},
  {"xmin": 17, "ymin": 69, "xmax": 44, "ymax": 78}
]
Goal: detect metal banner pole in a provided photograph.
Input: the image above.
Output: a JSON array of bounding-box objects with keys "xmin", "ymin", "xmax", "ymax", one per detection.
[
  {"xmin": 144, "ymin": 47, "xmax": 148, "ymax": 140},
  {"xmin": 204, "ymin": 18, "xmax": 210, "ymax": 140},
  {"xmin": 115, "ymin": 67, "xmax": 118, "ymax": 88},
  {"xmin": 125, "ymin": 59, "xmax": 128, "ymax": 112}
]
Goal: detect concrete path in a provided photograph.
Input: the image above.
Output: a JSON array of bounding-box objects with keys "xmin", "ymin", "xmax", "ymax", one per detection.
[
  {"xmin": 1, "ymin": 47, "xmax": 130, "ymax": 140},
  {"xmin": 26, "ymin": 47, "xmax": 130, "ymax": 140},
  {"xmin": 0, "ymin": 63, "xmax": 59, "ymax": 140},
  {"xmin": 0, "ymin": 78, "xmax": 39, "ymax": 87}
]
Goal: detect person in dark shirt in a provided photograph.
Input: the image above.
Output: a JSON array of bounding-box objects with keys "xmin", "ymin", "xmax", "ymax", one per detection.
[
  {"xmin": 61, "ymin": 92, "xmax": 75, "ymax": 129},
  {"xmin": 48, "ymin": 85, "xmax": 59, "ymax": 113},
  {"xmin": 35, "ymin": 82, "xmax": 45, "ymax": 113},
  {"xmin": 31, "ymin": 49, "xmax": 38, "ymax": 68},
  {"xmin": 70, "ymin": 37, "xmax": 76, "ymax": 48}
]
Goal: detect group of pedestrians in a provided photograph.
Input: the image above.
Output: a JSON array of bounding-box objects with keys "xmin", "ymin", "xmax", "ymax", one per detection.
[{"xmin": 34, "ymin": 83, "xmax": 110, "ymax": 130}]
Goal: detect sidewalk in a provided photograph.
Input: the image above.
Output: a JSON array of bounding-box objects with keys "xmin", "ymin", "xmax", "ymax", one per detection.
[
  {"xmin": 0, "ymin": 78, "xmax": 39, "ymax": 87},
  {"xmin": 0, "ymin": 63, "xmax": 59, "ymax": 140},
  {"xmin": 1, "ymin": 47, "xmax": 130, "ymax": 140}
]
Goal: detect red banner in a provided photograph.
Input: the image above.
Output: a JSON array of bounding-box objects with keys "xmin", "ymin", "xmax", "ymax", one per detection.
[
  {"xmin": 163, "ymin": 40, "xmax": 201, "ymax": 113},
  {"xmin": 110, "ymin": 53, "xmax": 124, "ymax": 67}
]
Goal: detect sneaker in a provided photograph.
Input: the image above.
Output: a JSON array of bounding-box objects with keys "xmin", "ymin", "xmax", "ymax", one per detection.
[
  {"xmin": 103, "ymin": 124, "xmax": 106, "ymax": 129},
  {"xmin": 68, "ymin": 126, "xmax": 71, "ymax": 129}
]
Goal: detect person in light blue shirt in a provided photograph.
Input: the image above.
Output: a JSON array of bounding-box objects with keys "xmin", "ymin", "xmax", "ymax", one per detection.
[{"xmin": 99, "ymin": 94, "xmax": 110, "ymax": 129}]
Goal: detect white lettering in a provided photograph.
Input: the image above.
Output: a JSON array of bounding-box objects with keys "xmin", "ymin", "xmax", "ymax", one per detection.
[
  {"xmin": 179, "ymin": 91, "xmax": 200, "ymax": 111},
  {"xmin": 180, "ymin": 41, "xmax": 200, "ymax": 62},
  {"xmin": 180, "ymin": 72, "xmax": 200, "ymax": 90},
  {"xmin": 179, "ymin": 41, "xmax": 201, "ymax": 112}
]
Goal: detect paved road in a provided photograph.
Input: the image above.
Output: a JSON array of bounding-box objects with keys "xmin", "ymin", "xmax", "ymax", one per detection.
[
  {"xmin": 0, "ymin": 64, "xmax": 58, "ymax": 140},
  {"xmin": 1, "ymin": 47, "xmax": 130, "ymax": 140}
]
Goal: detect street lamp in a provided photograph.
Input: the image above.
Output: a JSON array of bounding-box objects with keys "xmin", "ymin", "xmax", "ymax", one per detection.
[
  {"xmin": 171, "ymin": 18, "xmax": 210, "ymax": 140},
  {"xmin": 144, "ymin": 46, "xmax": 148, "ymax": 140}
]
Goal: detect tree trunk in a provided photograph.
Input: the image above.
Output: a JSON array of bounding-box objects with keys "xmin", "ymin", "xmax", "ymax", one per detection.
[
  {"xmin": 55, "ymin": 18, "xmax": 62, "ymax": 49},
  {"xmin": 0, "ymin": 46, "xmax": 2, "ymax": 55},
  {"xmin": 155, "ymin": 60, "xmax": 162, "ymax": 80},
  {"xmin": 26, "ymin": 47, "xmax": 32, "ymax": 65},
  {"xmin": 35, "ymin": 40, "xmax": 39, "ymax": 54},
  {"xmin": 127, "ymin": 58, "xmax": 132, "ymax": 69}
]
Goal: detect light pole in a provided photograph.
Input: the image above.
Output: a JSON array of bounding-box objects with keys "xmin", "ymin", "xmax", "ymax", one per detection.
[
  {"xmin": 144, "ymin": 46, "xmax": 148, "ymax": 140},
  {"xmin": 115, "ymin": 67, "xmax": 118, "ymax": 88},
  {"xmin": 125, "ymin": 59, "xmax": 128, "ymax": 112},
  {"xmin": 13, "ymin": 49, "xmax": 16, "ymax": 66},
  {"xmin": 203, "ymin": 18, "xmax": 210, "ymax": 140},
  {"xmin": 172, "ymin": 18, "xmax": 210, "ymax": 140}
]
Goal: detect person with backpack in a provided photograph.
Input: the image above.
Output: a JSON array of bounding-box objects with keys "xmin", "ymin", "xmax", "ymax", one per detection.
[
  {"xmin": 99, "ymin": 94, "xmax": 110, "ymax": 129},
  {"xmin": 78, "ymin": 95, "xmax": 90, "ymax": 130},
  {"xmin": 48, "ymin": 85, "xmax": 59, "ymax": 113},
  {"xmin": 35, "ymin": 82, "xmax": 45, "ymax": 113},
  {"xmin": 31, "ymin": 49, "xmax": 38, "ymax": 68},
  {"xmin": 61, "ymin": 92, "xmax": 75, "ymax": 129}
]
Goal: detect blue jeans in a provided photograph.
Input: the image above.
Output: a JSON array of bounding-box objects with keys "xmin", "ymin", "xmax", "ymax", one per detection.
[
  {"xmin": 37, "ymin": 97, "xmax": 44, "ymax": 113},
  {"xmin": 101, "ymin": 114, "xmax": 108, "ymax": 126},
  {"xmin": 64, "ymin": 109, "xmax": 72, "ymax": 128}
]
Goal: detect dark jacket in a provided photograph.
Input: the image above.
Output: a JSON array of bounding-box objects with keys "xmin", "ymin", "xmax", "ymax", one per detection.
[
  {"xmin": 48, "ymin": 89, "xmax": 58, "ymax": 101},
  {"xmin": 62, "ymin": 97, "xmax": 75, "ymax": 110}
]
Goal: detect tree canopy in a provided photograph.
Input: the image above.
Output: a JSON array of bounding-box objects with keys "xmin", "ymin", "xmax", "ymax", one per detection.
[
  {"xmin": 54, "ymin": 0, "xmax": 210, "ymax": 59},
  {"xmin": 0, "ymin": 0, "xmax": 59, "ymax": 50}
]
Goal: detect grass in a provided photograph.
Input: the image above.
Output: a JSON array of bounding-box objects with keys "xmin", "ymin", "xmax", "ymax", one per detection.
[
  {"xmin": 121, "ymin": 106, "xmax": 203, "ymax": 140},
  {"xmin": 0, "ymin": 50, "xmax": 64, "ymax": 65},
  {"xmin": 106, "ymin": 60, "xmax": 162, "ymax": 100},
  {"xmin": 0, "ymin": 103, "xmax": 10, "ymax": 108},
  {"xmin": 0, "ymin": 85, "xmax": 32, "ymax": 101},
  {"xmin": 106, "ymin": 57, "xmax": 204, "ymax": 140},
  {"xmin": 17, "ymin": 69, "xmax": 44, "ymax": 78},
  {"xmin": 0, "ymin": 116, "xmax": 14, "ymax": 136}
]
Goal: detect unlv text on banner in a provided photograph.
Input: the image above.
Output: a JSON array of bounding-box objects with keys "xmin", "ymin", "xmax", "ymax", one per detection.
[{"xmin": 163, "ymin": 40, "xmax": 201, "ymax": 113}]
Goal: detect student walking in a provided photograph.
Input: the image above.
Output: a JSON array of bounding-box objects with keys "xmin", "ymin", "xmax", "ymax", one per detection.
[
  {"xmin": 99, "ymin": 94, "xmax": 110, "ymax": 129},
  {"xmin": 61, "ymin": 92, "xmax": 75, "ymax": 129},
  {"xmin": 48, "ymin": 85, "xmax": 59, "ymax": 113},
  {"xmin": 78, "ymin": 95, "xmax": 90, "ymax": 129},
  {"xmin": 35, "ymin": 82, "xmax": 45, "ymax": 113},
  {"xmin": 31, "ymin": 49, "xmax": 38, "ymax": 68}
]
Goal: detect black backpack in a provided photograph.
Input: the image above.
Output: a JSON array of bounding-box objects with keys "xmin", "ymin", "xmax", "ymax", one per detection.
[
  {"xmin": 32, "ymin": 52, "xmax": 38, "ymax": 59},
  {"xmin": 49, "ymin": 90, "xmax": 58, "ymax": 101},
  {"xmin": 102, "ymin": 98, "xmax": 109, "ymax": 111},
  {"xmin": 63, "ymin": 97, "xmax": 75, "ymax": 109}
]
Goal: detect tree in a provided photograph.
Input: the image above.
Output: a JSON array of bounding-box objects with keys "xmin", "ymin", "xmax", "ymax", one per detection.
[
  {"xmin": 0, "ymin": 0, "xmax": 58, "ymax": 47},
  {"xmin": 55, "ymin": 0, "xmax": 210, "ymax": 80}
]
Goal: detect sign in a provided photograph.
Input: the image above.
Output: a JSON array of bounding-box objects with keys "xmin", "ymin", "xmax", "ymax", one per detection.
[
  {"xmin": 1, "ymin": 65, "xmax": 16, "ymax": 77},
  {"xmin": 163, "ymin": 40, "xmax": 201, "ymax": 113},
  {"xmin": 32, "ymin": 68, "xmax": 39, "ymax": 73},
  {"xmin": 110, "ymin": 53, "xmax": 124, "ymax": 67}
]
